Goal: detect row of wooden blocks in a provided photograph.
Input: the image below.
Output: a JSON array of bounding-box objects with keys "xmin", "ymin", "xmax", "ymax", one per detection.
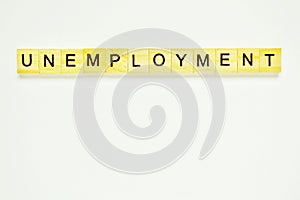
[{"xmin": 17, "ymin": 48, "xmax": 281, "ymax": 74}]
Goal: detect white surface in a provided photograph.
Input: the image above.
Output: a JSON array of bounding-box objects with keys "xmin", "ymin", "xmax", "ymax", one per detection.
[{"xmin": 1, "ymin": 0, "xmax": 300, "ymax": 199}]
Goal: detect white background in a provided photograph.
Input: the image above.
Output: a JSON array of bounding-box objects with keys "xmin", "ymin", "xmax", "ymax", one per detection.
[{"xmin": 1, "ymin": 0, "xmax": 300, "ymax": 199}]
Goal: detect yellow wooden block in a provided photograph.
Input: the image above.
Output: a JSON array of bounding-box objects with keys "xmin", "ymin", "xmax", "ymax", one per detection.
[
  {"xmin": 128, "ymin": 48, "xmax": 149, "ymax": 73},
  {"xmin": 83, "ymin": 48, "xmax": 106, "ymax": 73},
  {"xmin": 171, "ymin": 48, "xmax": 194, "ymax": 73},
  {"xmin": 17, "ymin": 49, "xmax": 39, "ymax": 74},
  {"xmin": 216, "ymin": 48, "xmax": 238, "ymax": 73},
  {"xmin": 61, "ymin": 49, "xmax": 83, "ymax": 74},
  {"xmin": 38, "ymin": 49, "xmax": 61, "ymax": 74},
  {"xmin": 105, "ymin": 48, "xmax": 128, "ymax": 73},
  {"xmin": 148, "ymin": 49, "xmax": 171, "ymax": 73},
  {"xmin": 259, "ymin": 48, "xmax": 281, "ymax": 72},
  {"xmin": 16, "ymin": 48, "xmax": 282, "ymax": 74},
  {"xmin": 194, "ymin": 48, "xmax": 216, "ymax": 73},
  {"xmin": 238, "ymin": 48, "xmax": 259, "ymax": 72}
]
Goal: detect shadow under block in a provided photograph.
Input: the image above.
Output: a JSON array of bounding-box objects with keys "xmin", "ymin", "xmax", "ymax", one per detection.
[{"xmin": 17, "ymin": 49, "xmax": 39, "ymax": 74}]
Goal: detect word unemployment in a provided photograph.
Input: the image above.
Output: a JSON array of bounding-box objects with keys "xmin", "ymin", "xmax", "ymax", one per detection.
[{"xmin": 17, "ymin": 48, "xmax": 281, "ymax": 74}]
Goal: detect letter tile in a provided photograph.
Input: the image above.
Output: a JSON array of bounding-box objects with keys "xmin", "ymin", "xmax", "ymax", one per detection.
[
  {"xmin": 259, "ymin": 48, "xmax": 281, "ymax": 72},
  {"xmin": 194, "ymin": 48, "xmax": 216, "ymax": 73},
  {"xmin": 216, "ymin": 48, "xmax": 238, "ymax": 73},
  {"xmin": 39, "ymin": 49, "xmax": 61, "ymax": 74},
  {"xmin": 61, "ymin": 49, "xmax": 83, "ymax": 74},
  {"xmin": 17, "ymin": 49, "xmax": 39, "ymax": 74},
  {"xmin": 128, "ymin": 48, "xmax": 149, "ymax": 73},
  {"xmin": 171, "ymin": 48, "xmax": 194, "ymax": 73},
  {"xmin": 83, "ymin": 48, "xmax": 106, "ymax": 73},
  {"xmin": 106, "ymin": 48, "xmax": 128, "ymax": 73},
  {"xmin": 148, "ymin": 49, "xmax": 171, "ymax": 73},
  {"xmin": 238, "ymin": 48, "xmax": 259, "ymax": 72}
]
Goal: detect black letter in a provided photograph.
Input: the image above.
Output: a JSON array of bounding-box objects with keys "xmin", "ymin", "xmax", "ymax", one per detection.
[
  {"xmin": 220, "ymin": 53, "xmax": 230, "ymax": 66},
  {"xmin": 66, "ymin": 54, "xmax": 76, "ymax": 67},
  {"xmin": 44, "ymin": 54, "xmax": 54, "ymax": 67},
  {"xmin": 265, "ymin": 54, "xmax": 275, "ymax": 66},
  {"xmin": 153, "ymin": 53, "xmax": 165, "ymax": 66},
  {"xmin": 110, "ymin": 54, "xmax": 120, "ymax": 67},
  {"xmin": 243, "ymin": 53, "xmax": 253, "ymax": 66},
  {"xmin": 132, "ymin": 54, "xmax": 140, "ymax": 67},
  {"xmin": 87, "ymin": 54, "xmax": 99, "ymax": 66},
  {"xmin": 176, "ymin": 54, "xmax": 187, "ymax": 67},
  {"xmin": 22, "ymin": 54, "xmax": 32, "ymax": 67},
  {"xmin": 196, "ymin": 54, "xmax": 209, "ymax": 67}
]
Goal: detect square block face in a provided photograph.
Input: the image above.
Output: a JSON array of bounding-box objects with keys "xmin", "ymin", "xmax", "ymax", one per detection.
[
  {"xmin": 238, "ymin": 48, "xmax": 259, "ymax": 72},
  {"xmin": 83, "ymin": 48, "xmax": 106, "ymax": 73},
  {"xmin": 106, "ymin": 48, "xmax": 128, "ymax": 73},
  {"xmin": 259, "ymin": 48, "xmax": 281, "ymax": 72},
  {"xmin": 171, "ymin": 48, "xmax": 194, "ymax": 73},
  {"xmin": 61, "ymin": 49, "xmax": 83, "ymax": 74},
  {"xmin": 128, "ymin": 48, "xmax": 149, "ymax": 73},
  {"xmin": 39, "ymin": 49, "xmax": 61, "ymax": 74},
  {"xmin": 215, "ymin": 49, "xmax": 238, "ymax": 73},
  {"xmin": 148, "ymin": 49, "xmax": 171, "ymax": 73},
  {"xmin": 17, "ymin": 49, "xmax": 39, "ymax": 74},
  {"xmin": 194, "ymin": 48, "xmax": 216, "ymax": 73}
]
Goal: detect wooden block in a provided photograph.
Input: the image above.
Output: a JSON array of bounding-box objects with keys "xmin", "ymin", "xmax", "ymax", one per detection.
[
  {"xmin": 83, "ymin": 48, "xmax": 106, "ymax": 73},
  {"xmin": 238, "ymin": 48, "xmax": 259, "ymax": 72},
  {"xmin": 171, "ymin": 48, "xmax": 194, "ymax": 73},
  {"xmin": 148, "ymin": 49, "xmax": 171, "ymax": 73},
  {"xmin": 16, "ymin": 48, "xmax": 282, "ymax": 74},
  {"xmin": 216, "ymin": 48, "xmax": 238, "ymax": 73},
  {"xmin": 259, "ymin": 48, "xmax": 281, "ymax": 72},
  {"xmin": 17, "ymin": 49, "xmax": 39, "ymax": 74},
  {"xmin": 194, "ymin": 48, "xmax": 216, "ymax": 73},
  {"xmin": 61, "ymin": 49, "xmax": 83, "ymax": 74},
  {"xmin": 106, "ymin": 48, "xmax": 128, "ymax": 73},
  {"xmin": 128, "ymin": 48, "xmax": 149, "ymax": 73},
  {"xmin": 39, "ymin": 49, "xmax": 61, "ymax": 74}
]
